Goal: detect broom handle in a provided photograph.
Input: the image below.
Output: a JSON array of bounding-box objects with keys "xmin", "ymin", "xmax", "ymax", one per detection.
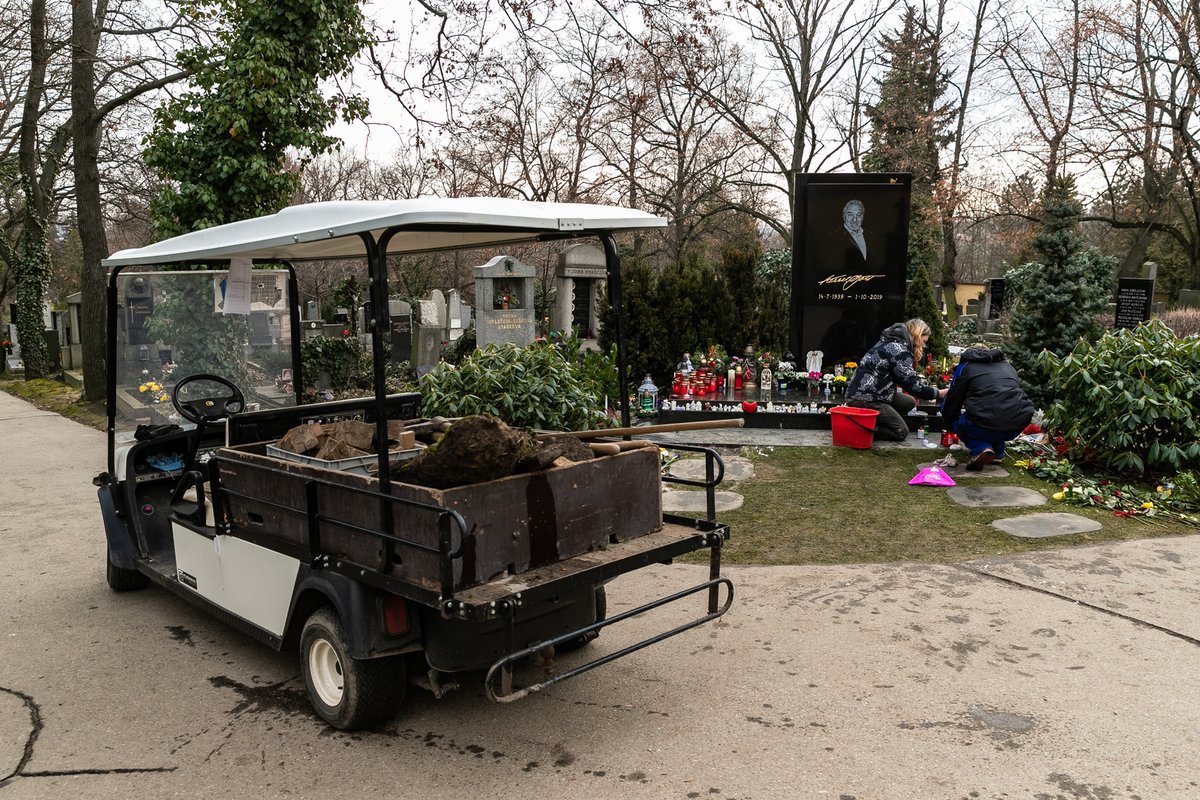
[{"xmin": 553, "ymin": 418, "xmax": 745, "ymax": 441}]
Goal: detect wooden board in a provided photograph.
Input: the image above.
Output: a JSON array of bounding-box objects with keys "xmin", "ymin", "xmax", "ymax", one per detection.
[{"xmin": 216, "ymin": 442, "xmax": 663, "ymax": 593}]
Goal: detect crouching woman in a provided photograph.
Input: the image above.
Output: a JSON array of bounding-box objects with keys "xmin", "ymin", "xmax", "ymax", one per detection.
[{"xmin": 844, "ymin": 319, "xmax": 946, "ymax": 442}]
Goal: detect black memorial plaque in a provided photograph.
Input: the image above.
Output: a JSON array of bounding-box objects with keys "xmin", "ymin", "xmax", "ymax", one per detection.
[
  {"xmin": 390, "ymin": 314, "xmax": 412, "ymax": 363},
  {"xmin": 987, "ymin": 278, "xmax": 1005, "ymax": 319},
  {"xmin": 1114, "ymin": 278, "xmax": 1154, "ymax": 330},
  {"xmin": 791, "ymin": 173, "xmax": 911, "ymax": 365}
]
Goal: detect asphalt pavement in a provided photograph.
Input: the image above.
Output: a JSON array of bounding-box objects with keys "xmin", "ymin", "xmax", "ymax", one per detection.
[{"xmin": 2, "ymin": 390, "xmax": 1199, "ymax": 799}]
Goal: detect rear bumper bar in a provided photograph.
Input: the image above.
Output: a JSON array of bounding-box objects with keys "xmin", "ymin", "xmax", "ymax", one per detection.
[{"xmin": 485, "ymin": 576, "xmax": 734, "ymax": 703}]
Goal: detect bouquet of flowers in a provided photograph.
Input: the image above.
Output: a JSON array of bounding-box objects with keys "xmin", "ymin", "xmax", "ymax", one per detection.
[
  {"xmin": 137, "ymin": 369, "xmax": 170, "ymax": 404},
  {"xmin": 775, "ymin": 359, "xmax": 799, "ymax": 387},
  {"xmin": 806, "ymin": 370, "xmax": 823, "ymax": 388}
]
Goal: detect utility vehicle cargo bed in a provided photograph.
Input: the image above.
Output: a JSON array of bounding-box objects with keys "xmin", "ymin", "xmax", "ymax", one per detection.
[{"xmin": 216, "ymin": 442, "xmax": 663, "ymax": 593}]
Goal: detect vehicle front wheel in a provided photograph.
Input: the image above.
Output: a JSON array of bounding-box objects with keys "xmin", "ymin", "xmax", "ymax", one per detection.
[
  {"xmin": 106, "ymin": 553, "xmax": 149, "ymax": 592},
  {"xmin": 300, "ymin": 607, "xmax": 405, "ymax": 730}
]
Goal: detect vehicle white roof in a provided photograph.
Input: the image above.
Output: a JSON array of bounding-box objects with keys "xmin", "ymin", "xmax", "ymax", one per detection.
[{"xmin": 103, "ymin": 197, "xmax": 667, "ymax": 267}]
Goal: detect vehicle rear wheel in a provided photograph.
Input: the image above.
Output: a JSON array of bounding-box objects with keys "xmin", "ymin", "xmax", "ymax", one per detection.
[
  {"xmin": 557, "ymin": 585, "xmax": 607, "ymax": 652},
  {"xmin": 300, "ymin": 607, "xmax": 405, "ymax": 730},
  {"xmin": 106, "ymin": 553, "xmax": 149, "ymax": 592}
]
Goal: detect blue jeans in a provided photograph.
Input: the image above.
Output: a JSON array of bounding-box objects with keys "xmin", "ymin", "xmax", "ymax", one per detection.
[{"xmin": 952, "ymin": 415, "xmax": 1023, "ymax": 460}]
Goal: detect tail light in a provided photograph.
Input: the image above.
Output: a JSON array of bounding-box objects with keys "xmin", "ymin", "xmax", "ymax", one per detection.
[{"xmin": 381, "ymin": 594, "xmax": 410, "ymax": 636}]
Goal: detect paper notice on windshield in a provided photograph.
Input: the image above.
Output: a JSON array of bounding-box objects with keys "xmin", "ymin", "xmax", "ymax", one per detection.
[{"xmin": 219, "ymin": 258, "xmax": 252, "ymax": 315}]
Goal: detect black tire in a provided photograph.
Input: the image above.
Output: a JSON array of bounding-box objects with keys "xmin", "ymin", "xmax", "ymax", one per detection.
[
  {"xmin": 106, "ymin": 553, "xmax": 150, "ymax": 592},
  {"xmin": 300, "ymin": 607, "xmax": 405, "ymax": 730},
  {"xmin": 557, "ymin": 585, "xmax": 607, "ymax": 652}
]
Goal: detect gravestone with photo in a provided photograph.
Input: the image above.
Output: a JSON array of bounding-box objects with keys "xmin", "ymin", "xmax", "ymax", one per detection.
[
  {"xmin": 476, "ymin": 255, "xmax": 536, "ymax": 348},
  {"xmin": 791, "ymin": 173, "xmax": 912, "ymax": 364}
]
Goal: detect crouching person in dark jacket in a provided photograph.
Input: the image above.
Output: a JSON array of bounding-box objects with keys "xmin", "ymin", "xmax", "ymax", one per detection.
[
  {"xmin": 940, "ymin": 348, "xmax": 1035, "ymax": 470},
  {"xmin": 845, "ymin": 319, "xmax": 946, "ymax": 442}
]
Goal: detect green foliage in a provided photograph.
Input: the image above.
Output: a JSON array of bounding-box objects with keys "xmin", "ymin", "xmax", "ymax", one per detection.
[
  {"xmin": 557, "ymin": 335, "xmax": 620, "ymax": 410},
  {"xmin": 597, "ymin": 245, "xmax": 788, "ymax": 392},
  {"xmin": 904, "ymin": 265, "xmax": 947, "ymax": 358},
  {"xmin": 945, "ymin": 314, "xmax": 978, "ymax": 348},
  {"xmin": 299, "ymin": 333, "xmax": 415, "ymax": 398},
  {"xmin": 146, "ymin": 275, "xmax": 252, "ymax": 387},
  {"xmin": 12, "ymin": 178, "xmax": 53, "ymax": 378},
  {"xmin": 1005, "ymin": 176, "xmax": 1114, "ymax": 406},
  {"xmin": 419, "ymin": 342, "xmax": 610, "ymax": 431},
  {"xmin": 904, "ymin": 194, "xmax": 944, "ymax": 283},
  {"xmin": 599, "ymin": 258, "xmax": 673, "ymax": 389},
  {"xmin": 144, "ymin": 0, "xmax": 369, "ymax": 236},
  {"xmin": 750, "ymin": 248, "xmax": 792, "ymax": 350},
  {"xmin": 1038, "ymin": 320, "xmax": 1200, "ymax": 474},
  {"xmin": 863, "ymin": 7, "xmax": 953, "ymax": 287},
  {"xmin": 330, "ymin": 276, "xmax": 364, "ymax": 334},
  {"xmin": 300, "ymin": 334, "xmax": 362, "ymax": 393},
  {"xmin": 1013, "ymin": 449, "xmax": 1199, "ymax": 526},
  {"xmin": 441, "ymin": 326, "xmax": 477, "ymax": 366}
]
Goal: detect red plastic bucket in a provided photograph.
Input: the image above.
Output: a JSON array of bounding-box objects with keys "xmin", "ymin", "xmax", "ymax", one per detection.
[{"xmin": 830, "ymin": 406, "xmax": 879, "ymax": 449}]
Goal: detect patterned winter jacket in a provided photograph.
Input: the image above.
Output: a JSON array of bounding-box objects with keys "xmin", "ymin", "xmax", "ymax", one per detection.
[{"xmin": 844, "ymin": 322, "xmax": 939, "ymax": 404}]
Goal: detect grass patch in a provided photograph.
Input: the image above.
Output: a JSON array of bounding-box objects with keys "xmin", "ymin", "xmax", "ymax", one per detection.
[
  {"xmin": 679, "ymin": 445, "xmax": 1198, "ymax": 565},
  {"xmin": 0, "ymin": 377, "xmax": 106, "ymax": 430}
]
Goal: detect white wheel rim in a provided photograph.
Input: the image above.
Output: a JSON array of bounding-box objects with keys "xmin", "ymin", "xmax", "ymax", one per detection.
[{"xmin": 309, "ymin": 638, "xmax": 344, "ymax": 708}]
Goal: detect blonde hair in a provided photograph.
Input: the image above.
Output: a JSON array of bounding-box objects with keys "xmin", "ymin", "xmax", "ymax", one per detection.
[{"xmin": 906, "ymin": 318, "xmax": 931, "ymax": 365}]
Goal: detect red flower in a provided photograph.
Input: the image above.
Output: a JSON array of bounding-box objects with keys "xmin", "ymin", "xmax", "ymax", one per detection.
[{"xmin": 342, "ymin": 329, "xmax": 349, "ymax": 336}]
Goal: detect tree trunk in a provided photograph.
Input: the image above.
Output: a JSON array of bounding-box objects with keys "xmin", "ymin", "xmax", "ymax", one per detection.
[
  {"xmin": 16, "ymin": 0, "xmax": 53, "ymax": 380},
  {"xmin": 73, "ymin": 0, "xmax": 108, "ymax": 401},
  {"xmin": 940, "ymin": 214, "xmax": 959, "ymax": 323}
]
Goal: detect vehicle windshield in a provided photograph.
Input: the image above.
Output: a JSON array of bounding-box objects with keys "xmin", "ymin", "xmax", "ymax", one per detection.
[{"xmin": 112, "ymin": 268, "xmax": 297, "ymax": 440}]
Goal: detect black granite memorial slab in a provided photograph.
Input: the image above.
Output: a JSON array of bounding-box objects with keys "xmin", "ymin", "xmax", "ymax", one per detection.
[
  {"xmin": 791, "ymin": 173, "xmax": 912, "ymax": 366},
  {"xmin": 1114, "ymin": 277, "xmax": 1154, "ymax": 330}
]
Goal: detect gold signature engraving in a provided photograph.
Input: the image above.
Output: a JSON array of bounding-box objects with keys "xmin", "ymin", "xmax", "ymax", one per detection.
[{"xmin": 819, "ymin": 274, "xmax": 885, "ymax": 291}]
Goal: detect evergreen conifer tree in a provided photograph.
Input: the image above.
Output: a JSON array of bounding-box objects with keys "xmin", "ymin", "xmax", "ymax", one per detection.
[
  {"xmin": 1005, "ymin": 175, "xmax": 1114, "ymax": 407},
  {"xmin": 863, "ymin": 7, "xmax": 953, "ymax": 359},
  {"xmin": 904, "ymin": 265, "xmax": 947, "ymax": 359}
]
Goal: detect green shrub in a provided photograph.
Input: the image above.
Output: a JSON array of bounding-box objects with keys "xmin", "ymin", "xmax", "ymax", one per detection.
[
  {"xmin": 1038, "ymin": 319, "xmax": 1200, "ymax": 474},
  {"xmin": 419, "ymin": 342, "xmax": 610, "ymax": 431},
  {"xmin": 904, "ymin": 264, "xmax": 947, "ymax": 359},
  {"xmin": 441, "ymin": 326, "xmax": 477, "ymax": 366},
  {"xmin": 300, "ymin": 334, "xmax": 363, "ymax": 392},
  {"xmin": 300, "ymin": 335, "xmax": 416, "ymax": 398},
  {"xmin": 945, "ymin": 314, "xmax": 978, "ymax": 348}
]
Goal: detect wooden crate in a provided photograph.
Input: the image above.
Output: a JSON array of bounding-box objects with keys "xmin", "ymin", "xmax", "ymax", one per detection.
[{"xmin": 216, "ymin": 443, "xmax": 662, "ymax": 592}]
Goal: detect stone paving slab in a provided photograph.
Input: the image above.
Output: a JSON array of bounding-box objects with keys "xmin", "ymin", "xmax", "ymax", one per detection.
[
  {"xmin": 661, "ymin": 488, "xmax": 744, "ymax": 513},
  {"xmin": 990, "ymin": 512, "xmax": 1103, "ymax": 538},
  {"xmin": 946, "ymin": 485, "xmax": 1048, "ymax": 508},
  {"xmin": 917, "ymin": 460, "xmax": 1011, "ymax": 479},
  {"xmin": 667, "ymin": 455, "xmax": 755, "ymax": 482}
]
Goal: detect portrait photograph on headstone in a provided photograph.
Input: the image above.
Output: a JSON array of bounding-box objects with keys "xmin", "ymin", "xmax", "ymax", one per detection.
[{"xmin": 791, "ymin": 173, "xmax": 912, "ymax": 365}]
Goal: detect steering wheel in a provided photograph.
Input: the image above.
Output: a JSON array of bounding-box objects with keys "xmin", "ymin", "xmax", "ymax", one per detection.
[{"xmin": 171, "ymin": 373, "xmax": 246, "ymax": 425}]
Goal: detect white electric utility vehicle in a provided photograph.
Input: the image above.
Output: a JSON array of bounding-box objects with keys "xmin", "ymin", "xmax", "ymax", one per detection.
[{"xmin": 96, "ymin": 198, "xmax": 733, "ymax": 730}]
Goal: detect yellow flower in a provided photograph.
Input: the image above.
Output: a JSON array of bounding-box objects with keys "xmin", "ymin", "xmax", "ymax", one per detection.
[
  {"xmin": 138, "ymin": 384, "xmax": 148, "ymax": 393},
  {"xmin": 1141, "ymin": 502, "xmax": 1154, "ymax": 509},
  {"xmin": 1052, "ymin": 491, "xmax": 1066, "ymax": 501},
  {"xmin": 845, "ymin": 362, "xmax": 857, "ymax": 368}
]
